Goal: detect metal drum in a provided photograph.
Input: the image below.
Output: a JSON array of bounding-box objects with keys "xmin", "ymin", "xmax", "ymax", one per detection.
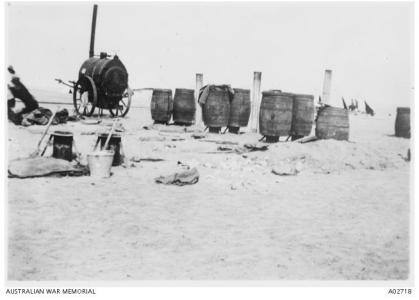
[
  {"xmin": 395, "ymin": 107, "xmax": 410, "ymax": 138},
  {"xmin": 150, "ymin": 89, "xmax": 173, "ymax": 124},
  {"xmin": 291, "ymin": 94, "xmax": 315, "ymax": 140},
  {"xmin": 78, "ymin": 55, "xmax": 128, "ymax": 98},
  {"xmin": 71, "ymin": 5, "xmax": 132, "ymax": 117},
  {"xmin": 173, "ymin": 88, "xmax": 196, "ymax": 126},
  {"xmin": 97, "ymin": 133, "xmax": 123, "ymax": 166},
  {"xmin": 52, "ymin": 131, "xmax": 73, "ymax": 161},
  {"xmin": 228, "ymin": 88, "xmax": 251, "ymax": 134},
  {"xmin": 259, "ymin": 91, "xmax": 293, "ymax": 142},
  {"xmin": 315, "ymin": 107, "xmax": 349, "ymax": 140}
]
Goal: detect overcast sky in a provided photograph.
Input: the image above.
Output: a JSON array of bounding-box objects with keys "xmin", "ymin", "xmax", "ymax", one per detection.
[{"xmin": 6, "ymin": 1, "xmax": 414, "ymax": 114}]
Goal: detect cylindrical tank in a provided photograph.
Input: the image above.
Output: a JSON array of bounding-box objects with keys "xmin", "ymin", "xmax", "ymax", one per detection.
[
  {"xmin": 291, "ymin": 94, "xmax": 315, "ymax": 138},
  {"xmin": 228, "ymin": 88, "xmax": 251, "ymax": 133},
  {"xmin": 173, "ymin": 88, "xmax": 196, "ymax": 126},
  {"xmin": 79, "ymin": 55, "xmax": 128, "ymax": 96},
  {"xmin": 395, "ymin": 107, "xmax": 410, "ymax": 138},
  {"xmin": 202, "ymin": 86, "xmax": 231, "ymax": 133},
  {"xmin": 52, "ymin": 131, "xmax": 73, "ymax": 162},
  {"xmin": 259, "ymin": 91, "xmax": 293, "ymax": 141},
  {"xmin": 150, "ymin": 89, "xmax": 173, "ymax": 124},
  {"xmin": 97, "ymin": 133, "xmax": 123, "ymax": 166},
  {"xmin": 315, "ymin": 107, "xmax": 349, "ymax": 140}
]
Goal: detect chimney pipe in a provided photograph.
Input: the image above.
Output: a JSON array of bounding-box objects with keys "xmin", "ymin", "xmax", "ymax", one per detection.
[{"xmin": 89, "ymin": 4, "xmax": 98, "ymax": 58}]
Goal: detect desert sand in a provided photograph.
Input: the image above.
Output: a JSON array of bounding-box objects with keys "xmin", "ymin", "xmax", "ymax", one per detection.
[{"xmin": 7, "ymin": 90, "xmax": 411, "ymax": 281}]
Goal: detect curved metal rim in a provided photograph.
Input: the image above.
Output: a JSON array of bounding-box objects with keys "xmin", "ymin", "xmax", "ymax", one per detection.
[
  {"xmin": 73, "ymin": 75, "xmax": 97, "ymax": 116},
  {"xmin": 109, "ymin": 87, "xmax": 132, "ymax": 117}
]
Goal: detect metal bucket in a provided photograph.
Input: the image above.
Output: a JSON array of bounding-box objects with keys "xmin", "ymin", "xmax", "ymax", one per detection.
[
  {"xmin": 87, "ymin": 150, "xmax": 115, "ymax": 178},
  {"xmin": 52, "ymin": 131, "xmax": 73, "ymax": 161},
  {"xmin": 97, "ymin": 133, "xmax": 123, "ymax": 166}
]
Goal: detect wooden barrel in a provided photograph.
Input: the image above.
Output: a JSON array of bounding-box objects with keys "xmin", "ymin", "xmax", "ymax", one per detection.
[
  {"xmin": 173, "ymin": 88, "xmax": 196, "ymax": 126},
  {"xmin": 395, "ymin": 107, "xmax": 410, "ymax": 138},
  {"xmin": 150, "ymin": 89, "xmax": 173, "ymax": 124},
  {"xmin": 315, "ymin": 107, "xmax": 349, "ymax": 140},
  {"xmin": 291, "ymin": 94, "xmax": 315, "ymax": 138},
  {"xmin": 202, "ymin": 86, "xmax": 231, "ymax": 132},
  {"xmin": 259, "ymin": 91, "xmax": 293, "ymax": 140},
  {"xmin": 228, "ymin": 88, "xmax": 251, "ymax": 133}
]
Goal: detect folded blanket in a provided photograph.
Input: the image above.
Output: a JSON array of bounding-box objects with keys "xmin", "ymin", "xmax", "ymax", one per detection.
[
  {"xmin": 154, "ymin": 167, "xmax": 199, "ymax": 186},
  {"xmin": 8, "ymin": 157, "xmax": 88, "ymax": 178}
]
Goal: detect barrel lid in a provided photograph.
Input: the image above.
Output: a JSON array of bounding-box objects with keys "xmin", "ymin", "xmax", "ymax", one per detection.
[
  {"xmin": 52, "ymin": 130, "xmax": 73, "ymax": 137},
  {"xmin": 233, "ymin": 88, "xmax": 250, "ymax": 93},
  {"xmin": 280, "ymin": 92, "xmax": 294, "ymax": 97},
  {"xmin": 319, "ymin": 106, "xmax": 348, "ymax": 113},
  {"xmin": 262, "ymin": 90, "xmax": 282, "ymax": 96},
  {"xmin": 175, "ymin": 88, "xmax": 194, "ymax": 93},
  {"xmin": 397, "ymin": 107, "xmax": 410, "ymax": 112},
  {"xmin": 293, "ymin": 93, "xmax": 314, "ymax": 99},
  {"xmin": 153, "ymin": 88, "xmax": 172, "ymax": 93}
]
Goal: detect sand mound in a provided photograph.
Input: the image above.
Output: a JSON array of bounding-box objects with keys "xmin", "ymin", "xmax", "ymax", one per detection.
[{"xmin": 246, "ymin": 139, "xmax": 410, "ymax": 174}]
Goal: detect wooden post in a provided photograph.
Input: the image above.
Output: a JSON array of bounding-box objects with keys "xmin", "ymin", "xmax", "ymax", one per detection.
[
  {"xmin": 322, "ymin": 69, "xmax": 332, "ymax": 105},
  {"xmin": 250, "ymin": 71, "xmax": 262, "ymax": 132},
  {"xmin": 195, "ymin": 73, "xmax": 203, "ymax": 126}
]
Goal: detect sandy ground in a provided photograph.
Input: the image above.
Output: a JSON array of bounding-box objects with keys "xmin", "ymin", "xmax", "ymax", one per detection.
[{"xmin": 7, "ymin": 95, "xmax": 411, "ymax": 281}]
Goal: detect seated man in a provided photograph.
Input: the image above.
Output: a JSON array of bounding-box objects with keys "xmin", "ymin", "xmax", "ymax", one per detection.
[{"xmin": 7, "ymin": 66, "xmax": 39, "ymax": 124}]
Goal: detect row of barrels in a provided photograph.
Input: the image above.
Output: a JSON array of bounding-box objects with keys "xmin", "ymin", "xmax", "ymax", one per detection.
[
  {"xmin": 150, "ymin": 87, "xmax": 350, "ymax": 140},
  {"xmin": 150, "ymin": 87, "xmax": 251, "ymax": 133},
  {"xmin": 259, "ymin": 90, "xmax": 349, "ymax": 142},
  {"xmin": 151, "ymin": 88, "xmax": 195, "ymax": 126}
]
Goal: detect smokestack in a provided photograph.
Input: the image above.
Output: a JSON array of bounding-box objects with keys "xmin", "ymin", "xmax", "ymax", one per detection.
[{"xmin": 89, "ymin": 4, "xmax": 98, "ymax": 58}]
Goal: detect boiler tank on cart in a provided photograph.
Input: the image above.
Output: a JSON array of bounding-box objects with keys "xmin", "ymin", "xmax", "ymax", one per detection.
[{"xmin": 73, "ymin": 4, "xmax": 132, "ymax": 117}]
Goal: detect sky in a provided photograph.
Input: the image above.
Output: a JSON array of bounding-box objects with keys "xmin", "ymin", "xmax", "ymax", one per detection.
[{"xmin": 5, "ymin": 1, "xmax": 414, "ymax": 114}]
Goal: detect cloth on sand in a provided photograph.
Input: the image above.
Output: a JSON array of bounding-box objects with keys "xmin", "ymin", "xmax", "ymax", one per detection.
[
  {"xmin": 271, "ymin": 161, "xmax": 304, "ymax": 176},
  {"xmin": 21, "ymin": 107, "xmax": 69, "ymax": 126},
  {"xmin": 155, "ymin": 167, "xmax": 199, "ymax": 186},
  {"xmin": 243, "ymin": 143, "xmax": 269, "ymax": 152},
  {"xmin": 8, "ymin": 157, "xmax": 88, "ymax": 178},
  {"xmin": 191, "ymin": 132, "xmax": 207, "ymax": 139}
]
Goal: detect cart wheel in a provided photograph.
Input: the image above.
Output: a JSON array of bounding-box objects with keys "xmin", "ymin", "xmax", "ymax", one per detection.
[
  {"xmin": 73, "ymin": 76, "xmax": 97, "ymax": 116},
  {"xmin": 109, "ymin": 87, "xmax": 132, "ymax": 117}
]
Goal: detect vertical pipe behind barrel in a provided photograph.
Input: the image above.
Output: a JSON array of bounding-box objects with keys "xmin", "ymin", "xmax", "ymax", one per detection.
[
  {"xmin": 195, "ymin": 73, "xmax": 204, "ymax": 126},
  {"xmin": 322, "ymin": 69, "xmax": 332, "ymax": 106},
  {"xmin": 251, "ymin": 71, "xmax": 262, "ymax": 133},
  {"xmin": 89, "ymin": 4, "xmax": 98, "ymax": 58}
]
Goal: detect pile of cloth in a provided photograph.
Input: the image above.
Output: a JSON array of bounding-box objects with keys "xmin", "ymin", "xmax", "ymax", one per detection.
[
  {"xmin": 21, "ymin": 107, "xmax": 69, "ymax": 126},
  {"xmin": 197, "ymin": 85, "xmax": 234, "ymax": 106},
  {"xmin": 155, "ymin": 168, "xmax": 200, "ymax": 186}
]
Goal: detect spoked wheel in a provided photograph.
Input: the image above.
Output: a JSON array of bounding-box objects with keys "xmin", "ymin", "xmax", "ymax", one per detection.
[
  {"xmin": 73, "ymin": 75, "xmax": 97, "ymax": 116},
  {"xmin": 109, "ymin": 87, "xmax": 132, "ymax": 117}
]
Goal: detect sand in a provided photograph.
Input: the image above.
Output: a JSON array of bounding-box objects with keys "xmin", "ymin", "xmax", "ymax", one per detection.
[{"xmin": 7, "ymin": 96, "xmax": 411, "ymax": 281}]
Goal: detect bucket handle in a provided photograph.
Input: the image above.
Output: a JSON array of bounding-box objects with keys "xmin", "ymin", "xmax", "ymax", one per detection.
[{"xmin": 103, "ymin": 118, "xmax": 119, "ymax": 150}]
